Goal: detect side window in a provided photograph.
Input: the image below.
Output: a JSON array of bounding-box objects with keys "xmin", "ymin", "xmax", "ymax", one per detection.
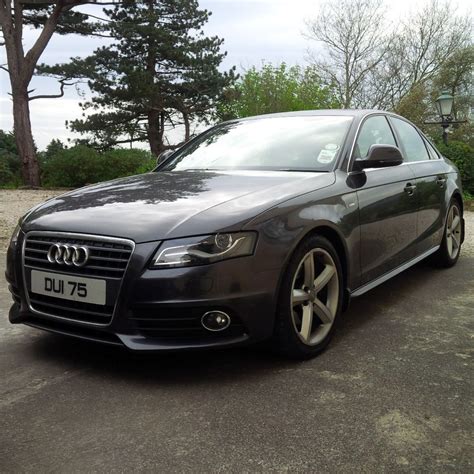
[
  {"xmin": 390, "ymin": 117, "xmax": 430, "ymax": 162},
  {"xmin": 354, "ymin": 115, "xmax": 396, "ymax": 159},
  {"xmin": 425, "ymin": 140, "xmax": 440, "ymax": 160}
]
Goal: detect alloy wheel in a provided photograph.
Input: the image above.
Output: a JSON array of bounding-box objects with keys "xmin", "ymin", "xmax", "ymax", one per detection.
[
  {"xmin": 291, "ymin": 248, "xmax": 339, "ymax": 346},
  {"xmin": 446, "ymin": 204, "xmax": 462, "ymax": 259}
]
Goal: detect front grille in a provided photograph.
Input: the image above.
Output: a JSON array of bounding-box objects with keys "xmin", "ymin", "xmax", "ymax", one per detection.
[
  {"xmin": 24, "ymin": 235, "xmax": 133, "ymax": 279},
  {"xmin": 23, "ymin": 232, "xmax": 134, "ymax": 325},
  {"xmin": 130, "ymin": 306, "xmax": 246, "ymax": 340}
]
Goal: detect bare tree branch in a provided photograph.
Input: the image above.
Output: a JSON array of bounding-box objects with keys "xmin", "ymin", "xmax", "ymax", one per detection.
[
  {"xmin": 305, "ymin": 0, "xmax": 390, "ymax": 108},
  {"xmin": 28, "ymin": 78, "xmax": 80, "ymax": 101}
]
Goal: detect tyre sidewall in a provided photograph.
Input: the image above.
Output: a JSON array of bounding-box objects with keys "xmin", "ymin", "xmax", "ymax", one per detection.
[
  {"xmin": 438, "ymin": 199, "xmax": 462, "ymax": 267},
  {"xmin": 274, "ymin": 234, "xmax": 344, "ymax": 358}
]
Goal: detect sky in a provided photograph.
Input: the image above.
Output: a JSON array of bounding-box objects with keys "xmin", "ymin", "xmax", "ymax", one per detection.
[{"xmin": 0, "ymin": 0, "xmax": 472, "ymax": 150}]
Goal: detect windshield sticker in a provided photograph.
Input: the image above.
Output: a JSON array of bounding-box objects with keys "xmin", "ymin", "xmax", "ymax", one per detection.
[
  {"xmin": 325, "ymin": 143, "xmax": 339, "ymax": 151},
  {"xmin": 317, "ymin": 149, "xmax": 337, "ymax": 164}
]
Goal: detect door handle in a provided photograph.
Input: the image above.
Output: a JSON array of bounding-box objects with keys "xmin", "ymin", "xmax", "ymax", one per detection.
[
  {"xmin": 404, "ymin": 183, "xmax": 417, "ymax": 196},
  {"xmin": 437, "ymin": 176, "xmax": 446, "ymax": 187}
]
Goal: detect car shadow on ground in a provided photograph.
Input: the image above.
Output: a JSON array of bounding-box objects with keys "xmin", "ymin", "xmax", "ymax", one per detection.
[{"xmin": 24, "ymin": 256, "xmax": 470, "ymax": 386}]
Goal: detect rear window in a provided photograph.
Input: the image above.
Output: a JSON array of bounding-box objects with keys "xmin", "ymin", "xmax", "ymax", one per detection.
[{"xmin": 390, "ymin": 117, "xmax": 430, "ymax": 162}]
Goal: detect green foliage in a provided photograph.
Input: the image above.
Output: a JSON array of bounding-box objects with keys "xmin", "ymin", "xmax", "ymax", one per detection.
[
  {"xmin": 435, "ymin": 140, "xmax": 474, "ymax": 194},
  {"xmin": 0, "ymin": 130, "xmax": 18, "ymax": 155},
  {"xmin": 0, "ymin": 160, "xmax": 14, "ymax": 186},
  {"xmin": 38, "ymin": 138, "xmax": 68, "ymax": 170},
  {"xmin": 42, "ymin": 139, "xmax": 67, "ymax": 161},
  {"xmin": 217, "ymin": 63, "xmax": 340, "ymax": 120},
  {"xmin": 394, "ymin": 83, "xmax": 431, "ymax": 129},
  {"xmin": 41, "ymin": 146, "xmax": 155, "ymax": 188},
  {"xmin": 0, "ymin": 130, "xmax": 22, "ymax": 187},
  {"xmin": 432, "ymin": 46, "xmax": 474, "ymax": 122},
  {"xmin": 22, "ymin": 4, "xmax": 105, "ymax": 37}
]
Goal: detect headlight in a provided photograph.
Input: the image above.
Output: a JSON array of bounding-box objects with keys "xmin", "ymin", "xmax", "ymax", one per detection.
[
  {"xmin": 151, "ymin": 232, "xmax": 257, "ymax": 268},
  {"xmin": 9, "ymin": 223, "xmax": 21, "ymax": 247}
]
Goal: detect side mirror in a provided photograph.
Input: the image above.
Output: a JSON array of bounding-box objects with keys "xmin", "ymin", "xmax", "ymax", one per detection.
[
  {"xmin": 156, "ymin": 149, "xmax": 174, "ymax": 166},
  {"xmin": 353, "ymin": 144, "xmax": 403, "ymax": 171}
]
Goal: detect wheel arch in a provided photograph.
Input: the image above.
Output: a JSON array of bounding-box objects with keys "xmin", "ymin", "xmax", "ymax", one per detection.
[
  {"xmin": 450, "ymin": 190, "xmax": 465, "ymax": 244},
  {"xmin": 451, "ymin": 190, "xmax": 463, "ymax": 214},
  {"xmin": 277, "ymin": 223, "xmax": 351, "ymax": 313}
]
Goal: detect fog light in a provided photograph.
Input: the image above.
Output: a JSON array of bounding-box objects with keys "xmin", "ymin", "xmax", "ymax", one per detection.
[{"xmin": 201, "ymin": 311, "xmax": 231, "ymax": 332}]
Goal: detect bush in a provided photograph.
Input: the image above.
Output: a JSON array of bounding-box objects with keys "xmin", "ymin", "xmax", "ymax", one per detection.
[
  {"xmin": 0, "ymin": 149, "xmax": 22, "ymax": 187},
  {"xmin": 41, "ymin": 146, "xmax": 156, "ymax": 188},
  {"xmin": 100, "ymin": 149, "xmax": 156, "ymax": 180},
  {"xmin": 435, "ymin": 140, "xmax": 474, "ymax": 194},
  {"xmin": 0, "ymin": 130, "xmax": 22, "ymax": 187},
  {"xmin": 0, "ymin": 159, "xmax": 14, "ymax": 186}
]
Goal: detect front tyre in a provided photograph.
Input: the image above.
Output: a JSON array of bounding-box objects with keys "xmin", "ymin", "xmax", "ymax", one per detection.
[
  {"xmin": 273, "ymin": 235, "xmax": 343, "ymax": 359},
  {"xmin": 433, "ymin": 199, "xmax": 463, "ymax": 268}
]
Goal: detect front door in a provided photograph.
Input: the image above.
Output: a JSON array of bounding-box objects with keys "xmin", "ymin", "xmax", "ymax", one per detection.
[{"xmin": 350, "ymin": 115, "xmax": 418, "ymax": 285}]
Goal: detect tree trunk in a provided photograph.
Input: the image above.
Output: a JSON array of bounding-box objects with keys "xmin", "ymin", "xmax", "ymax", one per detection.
[
  {"xmin": 183, "ymin": 111, "xmax": 190, "ymax": 142},
  {"xmin": 147, "ymin": 109, "xmax": 161, "ymax": 156},
  {"xmin": 1, "ymin": 0, "xmax": 72, "ymax": 187},
  {"xmin": 12, "ymin": 88, "xmax": 41, "ymax": 186}
]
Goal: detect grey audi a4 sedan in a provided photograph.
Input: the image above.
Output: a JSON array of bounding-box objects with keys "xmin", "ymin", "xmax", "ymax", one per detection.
[{"xmin": 6, "ymin": 110, "xmax": 465, "ymax": 358}]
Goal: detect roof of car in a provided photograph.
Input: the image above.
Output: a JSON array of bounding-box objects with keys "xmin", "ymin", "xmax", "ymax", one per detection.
[{"xmin": 234, "ymin": 109, "xmax": 391, "ymax": 122}]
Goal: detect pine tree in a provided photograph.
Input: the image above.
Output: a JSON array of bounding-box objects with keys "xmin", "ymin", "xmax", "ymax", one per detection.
[{"xmin": 45, "ymin": 0, "xmax": 236, "ymax": 154}]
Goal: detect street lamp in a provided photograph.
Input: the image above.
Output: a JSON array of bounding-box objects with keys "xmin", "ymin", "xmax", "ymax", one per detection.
[
  {"xmin": 436, "ymin": 91, "xmax": 454, "ymax": 146},
  {"xmin": 424, "ymin": 90, "xmax": 466, "ymax": 145},
  {"xmin": 435, "ymin": 90, "xmax": 454, "ymax": 120}
]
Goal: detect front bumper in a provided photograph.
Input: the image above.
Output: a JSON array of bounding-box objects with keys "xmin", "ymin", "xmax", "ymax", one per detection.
[{"xmin": 6, "ymin": 233, "xmax": 281, "ymax": 352}]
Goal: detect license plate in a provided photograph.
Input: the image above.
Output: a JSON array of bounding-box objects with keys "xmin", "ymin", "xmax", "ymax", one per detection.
[{"xmin": 30, "ymin": 270, "xmax": 106, "ymax": 306}]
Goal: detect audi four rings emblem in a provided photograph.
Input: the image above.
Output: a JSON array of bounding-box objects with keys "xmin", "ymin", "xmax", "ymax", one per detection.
[{"xmin": 47, "ymin": 243, "xmax": 90, "ymax": 267}]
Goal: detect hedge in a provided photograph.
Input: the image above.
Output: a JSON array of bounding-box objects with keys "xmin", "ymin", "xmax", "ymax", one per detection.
[
  {"xmin": 41, "ymin": 146, "xmax": 156, "ymax": 188},
  {"xmin": 435, "ymin": 140, "xmax": 474, "ymax": 195}
]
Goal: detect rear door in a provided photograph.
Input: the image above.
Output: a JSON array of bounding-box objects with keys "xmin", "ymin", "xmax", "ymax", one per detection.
[
  {"xmin": 389, "ymin": 117, "xmax": 450, "ymax": 255},
  {"xmin": 350, "ymin": 114, "xmax": 418, "ymax": 285}
]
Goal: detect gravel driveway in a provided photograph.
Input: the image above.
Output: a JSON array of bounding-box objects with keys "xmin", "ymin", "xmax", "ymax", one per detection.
[
  {"xmin": 1, "ymin": 190, "xmax": 473, "ymax": 472},
  {"xmin": 0, "ymin": 190, "xmax": 64, "ymax": 248}
]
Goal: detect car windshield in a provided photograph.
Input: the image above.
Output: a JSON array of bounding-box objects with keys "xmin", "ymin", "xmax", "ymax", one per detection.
[{"xmin": 159, "ymin": 115, "xmax": 353, "ymax": 172}]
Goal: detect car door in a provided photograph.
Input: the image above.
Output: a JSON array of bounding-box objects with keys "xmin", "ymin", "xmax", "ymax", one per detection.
[
  {"xmin": 349, "ymin": 114, "xmax": 418, "ymax": 286},
  {"xmin": 389, "ymin": 117, "xmax": 451, "ymax": 255}
]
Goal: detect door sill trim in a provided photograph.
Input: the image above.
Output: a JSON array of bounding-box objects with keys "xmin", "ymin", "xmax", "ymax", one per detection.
[{"xmin": 351, "ymin": 246, "xmax": 440, "ymax": 297}]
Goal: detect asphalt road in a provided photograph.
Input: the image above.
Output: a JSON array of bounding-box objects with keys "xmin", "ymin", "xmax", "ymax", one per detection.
[{"xmin": 1, "ymin": 216, "xmax": 473, "ymax": 473}]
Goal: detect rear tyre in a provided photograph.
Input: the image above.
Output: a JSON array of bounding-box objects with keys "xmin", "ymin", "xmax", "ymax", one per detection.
[
  {"xmin": 273, "ymin": 235, "xmax": 343, "ymax": 359},
  {"xmin": 432, "ymin": 199, "xmax": 462, "ymax": 268}
]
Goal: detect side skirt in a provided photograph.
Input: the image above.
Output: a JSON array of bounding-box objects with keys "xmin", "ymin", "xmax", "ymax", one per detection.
[{"xmin": 350, "ymin": 246, "xmax": 440, "ymax": 298}]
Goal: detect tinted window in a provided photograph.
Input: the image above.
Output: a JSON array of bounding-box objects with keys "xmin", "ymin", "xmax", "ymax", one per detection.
[
  {"xmin": 390, "ymin": 117, "xmax": 429, "ymax": 162},
  {"xmin": 160, "ymin": 116, "xmax": 353, "ymax": 172},
  {"xmin": 354, "ymin": 115, "xmax": 396, "ymax": 159},
  {"xmin": 425, "ymin": 140, "xmax": 440, "ymax": 160}
]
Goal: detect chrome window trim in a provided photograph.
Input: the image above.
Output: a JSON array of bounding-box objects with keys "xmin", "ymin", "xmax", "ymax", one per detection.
[
  {"xmin": 346, "ymin": 160, "xmax": 438, "ymax": 176},
  {"xmin": 388, "ymin": 115, "xmax": 432, "ymax": 164},
  {"xmin": 423, "ymin": 137, "xmax": 441, "ymax": 160},
  {"xmin": 345, "ymin": 111, "xmax": 396, "ymax": 173},
  {"xmin": 344, "ymin": 111, "xmax": 444, "ymax": 173},
  {"xmin": 22, "ymin": 230, "xmax": 136, "ymax": 328}
]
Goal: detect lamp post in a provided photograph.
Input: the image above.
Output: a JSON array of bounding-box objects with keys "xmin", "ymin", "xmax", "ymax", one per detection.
[
  {"xmin": 425, "ymin": 90, "xmax": 466, "ymax": 145},
  {"xmin": 436, "ymin": 91, "xmax": 454, "ymax": 145}
]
